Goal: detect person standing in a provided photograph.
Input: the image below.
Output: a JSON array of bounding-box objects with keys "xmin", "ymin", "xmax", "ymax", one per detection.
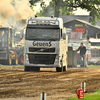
[
  {"xmin": 16, "ymin": 46, "xmax": 20, "ymax": 56},
  {"xmin": 76, "ymin": 43, "xmax": 86, "ymax": 67}
]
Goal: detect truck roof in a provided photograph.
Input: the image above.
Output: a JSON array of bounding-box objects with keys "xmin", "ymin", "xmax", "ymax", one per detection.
[
  {"xmin": 28, "ymin": 17, "xmax": 62, "ymax": 21},
  {"xmin": 28, "ymin": 17, "xmax": 63, "ymax": 28}
]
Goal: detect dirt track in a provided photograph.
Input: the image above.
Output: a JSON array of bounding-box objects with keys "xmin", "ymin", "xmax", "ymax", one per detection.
[{"xmin": 0, "ymin": 66, "xmax": 100, "ymax": 100}]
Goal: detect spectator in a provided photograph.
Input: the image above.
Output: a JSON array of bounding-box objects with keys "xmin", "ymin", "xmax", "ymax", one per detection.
[
  {"xmin": 16, "ymin": 46, "xmax": 20, "ymax": 56},
  {"xmin": 76, "ymin": 43, "xmax": 86, "ymax": 67}
]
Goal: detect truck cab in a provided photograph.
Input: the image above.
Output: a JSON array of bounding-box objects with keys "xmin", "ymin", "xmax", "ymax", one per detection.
[
  {"xmin": 24, "ymin": 16, "xmax": 68, "ymax": 72},
  {"xmin": 89, "ymin": 38, "xmax": 100, "ymax": 64}
]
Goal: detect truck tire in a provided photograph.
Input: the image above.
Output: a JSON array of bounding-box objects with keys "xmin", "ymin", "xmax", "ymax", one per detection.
[
  {"xmin": 12, "ymin": 55, "xmax": 18, "ymax": 65},
  {"xmin": 2, "ymin": 55, "xmax": 12, "ymax": 65},
  {"xmin": 63, "ymin": 66, "xmax": 67, "ymax": 71},
  {"xmin": 30, "ymin": 67, "xmax": 40, "ymax": 72},
  {"xmin": 0, "ymin": 60, "xmax": 4, "ymax": 64},
  {"xmin": 63, "ymin": 56, "xmax": 67, "ymax": 71},
  {"xmin": 24, "ymin": 66, "xmax": 30, "ymax": 71},
  {"xmin": 56, "ymin": 60, "xmax": 64, "ymax": 72},
  {"xmin": 56, "ymin": 67, "xmax": 62, "ymax": 72},
  {"xmin": 18, "ymin": 53, "xmax": 24, "ymax": 65}
]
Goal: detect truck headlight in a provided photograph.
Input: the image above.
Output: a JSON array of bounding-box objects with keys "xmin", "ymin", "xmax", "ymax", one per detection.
[
  {"xmin": 55, "ymin": 55, "xmax": 59, "ymax": 62},
  {"xmin": 25, "ymin": 54, "xmax": 29, "ymax": 61}
]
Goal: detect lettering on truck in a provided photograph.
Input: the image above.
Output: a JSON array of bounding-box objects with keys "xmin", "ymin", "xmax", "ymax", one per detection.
[{"xmin": 33, "ymin": 41, "xmax": 52, "ymax": 47}]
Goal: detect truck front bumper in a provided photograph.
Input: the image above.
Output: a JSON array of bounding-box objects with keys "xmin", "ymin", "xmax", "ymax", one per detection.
[{"xmin": 24, "ymin": 62, "xmax": 60, "ymax": 68}]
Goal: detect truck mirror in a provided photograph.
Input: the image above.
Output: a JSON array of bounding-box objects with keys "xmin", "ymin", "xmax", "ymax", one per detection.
[
  {"xmin": 20, "ymin": 30, "xmax": 24, "ymax": 39},
  {"xmin": 62, "ymin": 33, "xmax": 66, "ymax": 40}
]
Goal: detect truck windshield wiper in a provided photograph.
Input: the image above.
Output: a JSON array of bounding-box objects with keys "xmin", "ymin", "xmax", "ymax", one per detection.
[
  {"xmin": 28, "ymin": 35, "xmax": 43, "ymax": 40},
  {"xmin": 43, "ymin": 36, "xmax": 57, "ymax": 41}
]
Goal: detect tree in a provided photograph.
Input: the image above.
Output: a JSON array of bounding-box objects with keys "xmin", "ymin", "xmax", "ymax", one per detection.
[
  {"xmin": 36, "ymin": 4, "xmax": 54, "ymax": 17},
  {"xmin": 51, "ymin": 0, "xmax": 100, "ymax": 25},
  {"xmin": 29, "ymin": 0, "xmax": 100, "ymax": 25},
  {"xmin": 29, "ymin": 0, "xmax": 40, "ymax": 6},
  {"xmin": 36, "ymin": 1, "xmax": 74, "ymax": 17}
]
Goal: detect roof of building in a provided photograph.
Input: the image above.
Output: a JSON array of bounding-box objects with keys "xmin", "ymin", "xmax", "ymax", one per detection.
[
  {"xmin": 65, "ymin": 19, "xmax": 100, "ymax": 29},
  {"xmin": 59, "ymin": 15, "xmax": 100, "ymax": 26}
]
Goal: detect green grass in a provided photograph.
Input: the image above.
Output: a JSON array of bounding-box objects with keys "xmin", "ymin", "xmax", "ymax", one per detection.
[
  {"xmin": 88, "ymin": 65, "xmax": 100, "ymax": 68},
  {"xmin": 0, "ymin": 64, "xmax": 24, "ymax": 67},
  {"xmin": 69, "ymin": 90, "xmax": 100, "ymax": 100}
]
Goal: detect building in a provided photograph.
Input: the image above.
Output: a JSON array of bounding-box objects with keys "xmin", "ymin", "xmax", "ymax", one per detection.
[{"xmin": 60, "ymin": 15, "xmax": 100, "ymax": 38}]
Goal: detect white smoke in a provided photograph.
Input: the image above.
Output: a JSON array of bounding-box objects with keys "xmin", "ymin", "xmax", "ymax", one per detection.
[{"xmin": 0, "ymin": 0, "xmax": 34, "ymax": 28}]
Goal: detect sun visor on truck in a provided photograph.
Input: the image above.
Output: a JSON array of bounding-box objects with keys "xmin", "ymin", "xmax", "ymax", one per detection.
[{"xmin": 27, "ymin": 25, "xmax": 60, "ymax": 29}]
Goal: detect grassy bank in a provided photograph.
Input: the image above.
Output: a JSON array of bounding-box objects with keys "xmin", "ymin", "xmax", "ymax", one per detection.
[
  {"xmin": 88, "ymin": 65, "xmax": 100, "ymax": 68},
  {"xmin": 69, "ymin": 90, "xmax": 100, "ymax": 100},
  {"xmin": 0, "ymin": 64, "xmax": 24, "ymax": 67}
]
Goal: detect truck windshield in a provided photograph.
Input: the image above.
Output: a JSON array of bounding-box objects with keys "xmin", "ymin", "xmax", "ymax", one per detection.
[
  {"xmin": 26, "ymin": 28, "xmax": 60, "ymax": 41},
  {"xmin": 0, "ymin": 28, "xmax": 8, "ymax": 47}
]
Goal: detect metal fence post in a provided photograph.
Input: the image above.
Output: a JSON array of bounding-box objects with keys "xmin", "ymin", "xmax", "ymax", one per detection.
[
  {"xmin": 84, "ymin": 82, "xmax": 86, "ymax": 93},
  {"xmin": 40, "ymin": 92, "xmax": 46, "ymax": 100}
]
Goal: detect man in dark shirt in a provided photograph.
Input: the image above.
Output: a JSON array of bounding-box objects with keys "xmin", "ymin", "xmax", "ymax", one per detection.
[{"xmin": 76, "ymin": 43, "xmax": 86, "ymax": 67}]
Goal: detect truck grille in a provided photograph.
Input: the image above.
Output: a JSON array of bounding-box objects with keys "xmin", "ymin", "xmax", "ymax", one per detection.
[
  {"xmin": 28, "ymin": 54, "xmax": 56, "ymax": 64},
  {"xmin": 29, "ymin": 47, "xmax": 55, "ymax": 52},
  {"xmin": 0, "ymin": 52, "xmax": 7, "ymax": 59}
]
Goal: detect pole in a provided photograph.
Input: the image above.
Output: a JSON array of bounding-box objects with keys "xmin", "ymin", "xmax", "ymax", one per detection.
[
  {"xmin": 84, "ymin": 82, "xmax": 86, "ymax": 93},
  {"xmin": 42, "ymin": 92, "xmax": 44, "ymax": 100},
  {"xmin": 40, "ymin": 92, "xmax": 46, "ymax": 100},
  {"xmin": 81, "ymin": 82, "xmax": 82, "ymax": 88}
]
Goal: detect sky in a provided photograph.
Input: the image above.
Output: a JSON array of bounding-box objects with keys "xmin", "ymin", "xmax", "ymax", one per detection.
[
  {"xmin": 73, "ymin": 8, "xmax": 89, "ymax": 15},
  {"xmin": 34, "ymin": 0, "xmax": 89, "ymax": 15}
]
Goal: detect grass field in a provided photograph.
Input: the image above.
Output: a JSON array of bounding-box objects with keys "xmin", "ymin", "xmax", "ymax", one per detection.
[
  {"xmin": 88, "ymin": 65, "xmax": 100, "ymax": 68},
  {"xmin": 69, "ymin": 90, "xmax": 100, "ymax": 100},
  {"xmin": 0, "ymin": 64, "xmax": 24, "ymax": 67}
]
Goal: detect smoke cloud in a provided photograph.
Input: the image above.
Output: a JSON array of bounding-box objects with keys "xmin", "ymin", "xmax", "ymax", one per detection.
[{"xmin": 0, "ymin": 0, "xmax": 34, "ymax": 29}]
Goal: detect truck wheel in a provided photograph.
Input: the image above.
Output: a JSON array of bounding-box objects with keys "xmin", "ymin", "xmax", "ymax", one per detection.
[
  {"xmin": 18, "ymin": 53, "xmax": 24, "ymax": 65},
  {"xmin": 12, "ymin": 55, "xmax": 18, "ymax": 65},
  {"xmin": 56, "ymin": 67, "xmax": 62, "ymax": 72},
  {"xmin": 30, "ymin": 67, "xmax": 40, "ymax": 72},
  {"xmin": 63, "ymin": 56, "xmax": 67, "ymax": 71},
  {"xmin": 0, "ymin": 55, "xmax": 12, "ymax": 65},
  {"xmin": 24, "ymin": 66, "xmax": 30, "ymax": 71},
  {"xmin": 63, "ymin": 66, "xmax": 67, "ymax": 71},
  {"xmin": 0, "ymin": 60, "xmax": 5, "ymax": 65}
]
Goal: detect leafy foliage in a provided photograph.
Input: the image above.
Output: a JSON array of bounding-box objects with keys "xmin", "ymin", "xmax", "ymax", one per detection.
[
  {"xmin": 52, "ymin": 0, "xmax": 100, "ymax": 25},
  {"xmin": 36, "ymin": 3, "xmax": 54, "ymax": 17},
  {"xmin": 29, "ymin": 0, "xmax": 40, "ymax": 6},
  {"xmin": 30, "ymin": 0, "xmax": 100, "ymax": 25}
]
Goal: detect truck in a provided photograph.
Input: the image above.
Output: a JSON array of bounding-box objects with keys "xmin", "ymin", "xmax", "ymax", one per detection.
[
  {"xmin": 24, "ymin": 16, "xmax": 68, "ymax": 72},
  {"xmin": 88, "ymin": 38, "xmax": 100, "ymax": 65},
  {"xmin": 0, "ymin": 25, "xmax": 18, "ymax": 65}
]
